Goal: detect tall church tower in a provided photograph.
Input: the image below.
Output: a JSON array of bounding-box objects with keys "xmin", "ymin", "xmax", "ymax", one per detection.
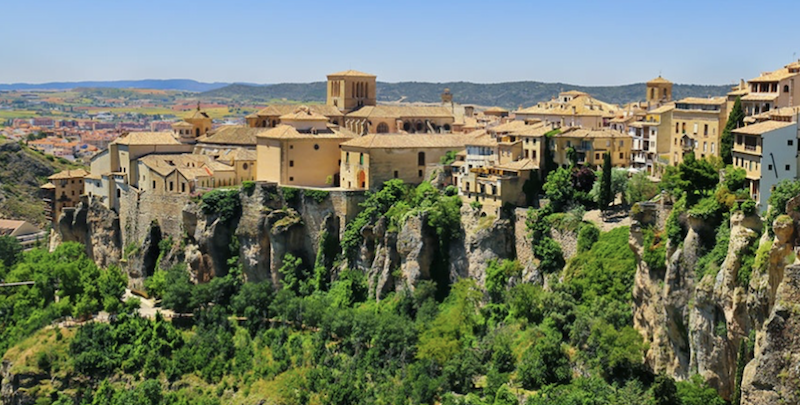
[
  {"xmin": 646, "ymin": 76, "xmax": 673, "ymax": 104},
  {"xmin": 327, "ymin": 70, "xmax": 377, "ymax": 112}
]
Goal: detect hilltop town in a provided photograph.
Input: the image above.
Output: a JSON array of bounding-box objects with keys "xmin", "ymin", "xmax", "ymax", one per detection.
[{"xmin": 35, "ymin": 62, "xmax": 800, "ymax": 229}]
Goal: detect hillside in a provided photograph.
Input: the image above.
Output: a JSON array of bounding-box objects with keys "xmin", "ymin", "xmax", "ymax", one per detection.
[
  {"xmin": 201, "ymin": 81, "xmax": 733, "ymax": 108},
  {"xmin": 0, "ymin": 79, "xmax": 231, "ymax": 92},
  {"xmin": 0, "ymin": 141, "xmax": 84, "ymax": 226}
]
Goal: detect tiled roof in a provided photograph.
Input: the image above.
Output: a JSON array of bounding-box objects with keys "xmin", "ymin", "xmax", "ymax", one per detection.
[
  {"xmin": 341, "ymin": 133, "xmax": 478, "ymax": 149},
  {"xmin": 40, "ymin": 182, "xmax": 56, "ymax": 189},
  {"xmin": 733, "ymin": 120, "xmax": 795, "ymax": 135},
  {"xmin": 327, "ymin": 70, "xmax": 376, "ymax": 78},
  {"xmin": 345, "ymin": 105, "xmax": 455, "ymax": 119},
  {"xmin": 484, "ymin": 106, "xmax": 509, "ymax": 113},
  {"xmin": 647, "ymin": 76, "xmax": 672, "ymax": 84},
  {"xmin": 748, "ymin": 68, "xmax": 798, "ymax": 83},
  {"xmin": 0, "ymin": 220, "xmax": 27, "ymax": 234},
  {"xmin": 197, "ymin": 126, "xmax": 267, "ymax": 146},
  {"xmin": 279, "ymin": 106, "xmax": 329, "ymax": 121},
  {"xmin": 676, "ymin": 97, "xmax": 726, "ymax": 106},
  {"xmin": 48, "ymin": 169, "xmax": 89, "ymax": 180},
  {"xmin": 648, "ymin": 103, "xmax": 675, "ymax": 114},
  {"xmin": 495, "ymin": 159, "xmax": 536, "ymax": 171},
  {"xmin": 114, "ymin": 132, "xmax": 182, "ymax": 146},
  {"xmin": 256, "ymin": 104, "xmax": 343, "ymax": 118},
  {"xmin": 741, "ymin": 94, "xmax": 778, "ymax": 102},
  {"xmin": 554, "ymin": 128, "xmax": 631, "ymax": 140},
  {"xmin": 187, "ymin": 109, "xmax": 211, "ymax": 120},
  {"xmin": 172, "ymin": 121, "xmax": 193, "ymax": 128},
  {"xmin": 257, "ymin": 124, "xmax": 357, "ymax": 140},
  {"xmin": 467, "ymin": 134, "xmax": 499, "ymax": 147},
  {"xmin": 516, "ymin": 94, "xmax": 618, "ymax": 117}
]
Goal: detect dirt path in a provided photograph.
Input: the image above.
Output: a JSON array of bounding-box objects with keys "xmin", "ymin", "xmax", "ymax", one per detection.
[{"xmin": 583, "ymin": 208, "xmax": 632, "ymax": 232}]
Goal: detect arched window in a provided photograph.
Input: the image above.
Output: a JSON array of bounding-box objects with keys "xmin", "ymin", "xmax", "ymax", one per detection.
[
  {"xmin": 784, "ymin": 85, "xmax": 790, "ymax": 93},
  {"xmin": 418, "ymin": 152, "xmax": 425, "ymax": 166},
  {"xmin": 376, "ymin": 122, "xmax": 389, "ymax": 133}
]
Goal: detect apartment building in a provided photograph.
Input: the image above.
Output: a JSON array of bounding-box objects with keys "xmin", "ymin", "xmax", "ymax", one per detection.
[{"xmin": 669, "ymin": 97, "xmax": 728, "ymax": 165}]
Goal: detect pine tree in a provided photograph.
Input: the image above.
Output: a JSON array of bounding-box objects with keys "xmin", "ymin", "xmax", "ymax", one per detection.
[
  {"xmin": 599, "ymin": 152, "xmax": 613, "ymax": 208},
  {"xmin": 721, "ymin": 96, "xmax": 744, "ymax": 165}
]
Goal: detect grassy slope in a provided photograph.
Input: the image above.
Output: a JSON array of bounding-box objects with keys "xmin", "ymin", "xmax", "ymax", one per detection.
[{"xmin": 0, "ymin": 141, "xmax": 85, "ymax": 226}]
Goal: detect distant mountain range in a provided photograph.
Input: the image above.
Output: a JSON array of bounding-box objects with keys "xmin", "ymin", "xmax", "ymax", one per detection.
[
  {"xmin": 201, "ymin": 81, "xmax": 734, "ymax": 109},
  {"xmin": 0, "ymin": 79, "xmax": 735, "ymax": 108},
  {"xmin": 0, "ymin": 79, "xmax": 232, "ymax": 92}
]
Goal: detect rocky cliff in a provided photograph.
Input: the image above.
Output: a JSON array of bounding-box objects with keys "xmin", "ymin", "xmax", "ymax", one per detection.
[{"xmin": 631, "ymin": 197, "xmax": 800, "ymax": 401}]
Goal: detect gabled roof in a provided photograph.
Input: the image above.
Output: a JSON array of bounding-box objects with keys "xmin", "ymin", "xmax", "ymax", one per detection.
[
  {"xmin": 256, "ymin": 104, "xmax": 343, "ymax": 118},
  {"xmin": 257, "ymin": 124, "xmax": 357, "ymax": 140},
  {"xmin": 187, "ymin": 109, "xmax": 211, "ymax": 120},
  {"xmin": 48, "ymin": 169, "xmax": 89, "ymax": 180},
  {"xmin": 327, "ymin": 70, "xmax": 377, "ymax": 78},
  {"xmin": 114, "ymin": 132, "xmax": 182, "ymax": 146},
  {"xmin": 341, "ymin": 133, "xmax": 478, "ymax": 149},
  {"xmin": 733, "ymin": 120, "xmax": 795, "ymax": 135},
  {"xmin": 196, "ymin": 126, "xmax": 266, "ymax": 146},
  {"xmin": 345, "ymin": 105, "xmax": 454, "ymax": 119}
]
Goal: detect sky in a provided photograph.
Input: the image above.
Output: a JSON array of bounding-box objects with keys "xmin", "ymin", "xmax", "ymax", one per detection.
[{"xmin": 2, "ymin": 0, "xmax": 800, "ymax": 86}]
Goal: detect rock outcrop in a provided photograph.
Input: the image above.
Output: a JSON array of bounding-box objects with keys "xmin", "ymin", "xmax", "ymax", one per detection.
[
  {"xmin": 740, "ymin": 263, "xmax": 800, "ymax": 404},
  {"xmin": 56, "ymin": 199, "xmax": 121, "ymax": 268}
]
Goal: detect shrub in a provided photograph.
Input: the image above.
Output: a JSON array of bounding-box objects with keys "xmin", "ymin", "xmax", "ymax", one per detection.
[
  {"xmin": 739, "ymin": 199, "xmax": 756, "ymax": 216},
  {"xmin": 200, "ymin": 189, "xmax": 241, "ymax": 223},
  {"xmin": 576, "ymin": 224, "xmax": 599, "ymax": 253},
  {"xmin": 303, "ymin": 189, "xmax": 329, "ymax": 204},
  {"xmin": 642, "ymin": 227, "xmax": 666, "ymax": 272},
  {"xmin": 470, "ymin": 200, "xmax": 482, "ymax": 210},
  {"xmin": 281, "ymin": 187, "xmax": 299, "ymax": 205},
  {"xmin": 241, "ymin": 180, "xmax": 255, "ymax": 195}
]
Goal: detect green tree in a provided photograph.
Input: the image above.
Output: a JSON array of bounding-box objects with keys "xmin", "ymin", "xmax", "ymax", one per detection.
[
  {"xmin": 493, "ymin": 384, "xmax": 518, "ymax": 405},
  {"xmin": 543, "ymin": 167, "xmax": 574, "ymax": 212},
  {"xmin": 625, "ymin": 171, "xmax": 658, "ymax": 204},
  {"xmin": 517, "ymin": 322, "xmax": 571, "ymax": 389},
  {"xmin": 721, "ymin": 96, "xmax": 744, "ymax": 164},
  {"xmin": 653, "ymin": 374, "xmax": 681, "ymax": 405},
  {"xmin": 566, "ymin": 147, "xmax": 578, "ymax": 167},
  {"xmin": 0, "ymin": 235, "xmax": 22, "ymax": 269},
  {"xmin": 598, "ymin": 153, "xmax": 613, "ymax": 208}
]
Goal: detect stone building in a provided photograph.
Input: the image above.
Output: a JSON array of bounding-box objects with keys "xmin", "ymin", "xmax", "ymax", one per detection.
[
  {"xmin": 256, "ymin": 106, "xmax": 357, "ymax": 187},
  {"xmin": 551, "ymin": 127, "xmax": 633, "ymax": 169},
  {"xmin": 730, "ymin": 61, "xmax": 800, "ymax": 117},
  {"xmin": 338, "ymin": 133, "xmax": 475, "ymax": 190},
  {"xmin": 514, "ymin": 90, "xmax": 619, "ymax": 129},
  {"xmin": 41, "ymin": 169, "xmax": 88, "ymax": 223},
  {"xmin": 669, "ymin": 97, "xmax": 728, "ymax": 165},
  {"xmin": 646, "ymin": 76, "xmax": 673, "ymax": 105}
]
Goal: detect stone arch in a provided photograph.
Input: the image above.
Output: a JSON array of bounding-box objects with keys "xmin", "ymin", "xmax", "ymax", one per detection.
[
  {"xmin": 403, "ymin": 122, "xmax": 411, "ymax": 132},
  {"xmin": 376, "ymin": 122, "xmax": 389, "ymax": 133},
  {"xmin": 415, "ymin": 121, "xmax": 424, "ymax": 132}
]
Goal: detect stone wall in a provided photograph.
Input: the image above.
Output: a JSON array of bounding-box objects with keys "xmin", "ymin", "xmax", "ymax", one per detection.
[{"xmin": 118, "ymin": 188, "xmax": 192, "ymax": 247}]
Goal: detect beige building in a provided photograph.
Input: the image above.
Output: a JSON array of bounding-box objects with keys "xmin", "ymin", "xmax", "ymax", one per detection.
[
  {"xmin": 137, "ymin": 154, "xmax": 237, "ymax": 195},
  {"xmin": 256, "ymin": 107, "xmax": 357, "ymax": 187},
  {"xmin": 669, "ymin": 97, "xmax": 728, "ymax": 165},
  {"xmin": 0, "ymin": 219, "xmax": 46, "ymax": 250},
  {"xmin": 327, "ymin": 70, "xmax": 377, "ymax": 112},
  {"xmin": 42, "ymin": 169, "xmax": 88, "ymax": 223},
  {"xmin": 459, "ymin": 159, "xmax": 535, "ymax": 216},
  {"xmin": 551, "ymin": 127, "xmax": 632, "ymax": 168},
  {"xmin": 339, "ymin": 133, "xmax": 475, "ymax": 190},
  {"xmin": 514, "ymin": 91, "xmax": 619, "ymax": 129},
  {"xmin": 733, "ymin": 61, "xmax": 800, "ymax": 117},
  {"xmin": 246, "ymin": 104, "xmax": 345, "ymax": 128},
  {"xmin": 344, "ymin": 105, "xmax": 456, "ymax": 135}
]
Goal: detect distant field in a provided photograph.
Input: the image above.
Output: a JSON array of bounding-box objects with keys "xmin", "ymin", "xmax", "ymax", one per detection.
[
  {"xmin": 85, "ymin": 107, "xmax": 178, "ymax": 116},
  {"xmin": 0, "ymin": 110, "xmax": 39, "ymax": 119},
  {"xmin": 178, "ymin": 107, "xmax": 239, "ymax": 119}
]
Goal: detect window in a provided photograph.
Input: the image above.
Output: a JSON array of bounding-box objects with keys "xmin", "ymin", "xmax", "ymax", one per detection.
[
  {"xmin": 595, "ymin": 153, "xmax": 600, "ymax": 160},
  {"xmin": 768, "ymin": 164, "xmax": 773, "ymax": 171},
  {"xmin": 346, "ymin": 152, "xmax": 350, "ymax": 163},
  {"xmin": 711, "ymin": 142, "xmax": 715, "ymax": 153},
  {"xmin": 675, "ymin": 123, "xmax": 679, "ymax": 133},
  {"xmin": 289, "ymin": 145, "xmax": 293, "ymax": 149},
  {"xmin": 418, "ymin": 152, "xmax": 425, "ymax": 166},
  {"xmin": 289, "ymin": 160, "xmax": 294, "ymax": 167},
  {"xmin": 152, "ymin": 181, "xmax": 156, "ymax": 189},
  {"xmin": 117, "ymin": 189, "xmax": 121, "ymax": 198},
  {"xmin": 619, "ymin": 152, "xmax": 623, "ymax": 159},
  {"xmin": 418, "ymin": 170, "xmax": 423, "ymax": 177},
  {"xmin": 693, "ymin": 123, "xmax": 698, "ymax": 134},
  {"xmin": 703, "ymin": 142, "xmax": 707, "ymax": 152},
  {"xmin": 532, "ymin": 151, "xmax": 537, "ymax": 159},
  {"xmin": 243, "ymin": 163, "xmax": 248, "ymax": 170},
  {"xmin": 314, "ymin": 144, "xmax": 320, "ymax": 150},
  {"xmin": 704, "ymin": 124, "xmax": 708, "ymax": 136},
  {"xmin": 394, "ymin": 170, "xmax": 398, "ymax": 178},
  {"xmin": 169, "ymin": 181, "xmax": 174, "ymax": 191},
  {"xmin": 71, "ymin": 190, "xmax": 75, "ymax": 196},
  {"xmin": 784, "ymin": 85, "xmax": 790, "ymax": 93},
  {"xmin": 289, "ymin": 177, "xmax": 294, "ymax": 181},
  {"xmin": 359, "ymin": 153, "xmax": 364, "ymax": 165},
  {"xmin": 786, "ymin": 164, "xmax": 792, "ymax": 171},
  {"xmin": 619, "ymin": 140, "xmax": 623, "ymax": 147},
  {"xmin": 682, "ymin": 123, "xmax": 686, "ymax": 133},
  {"xmin": 181, "ymin": 183, "xmax": 186, "ymax": 193},
  {"xmin": 790, "ymin": 140, "xmax": 794, "ymax": 146}
]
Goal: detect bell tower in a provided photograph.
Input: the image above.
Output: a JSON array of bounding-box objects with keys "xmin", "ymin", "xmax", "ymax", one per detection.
[
  {"xmin": 327, "ymin": 70, "xmax": 377, "ymax": 112},
  {"xmin": 184, "ymin": 103, "xmax": 213, "ymax": 138},
  {"xmin": 646, "ymin": 76, "xmax": 673, "ymax": 104}
]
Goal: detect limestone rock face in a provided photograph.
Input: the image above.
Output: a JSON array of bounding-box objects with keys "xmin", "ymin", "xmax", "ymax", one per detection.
[
  {"xmin": 1, "ymin": 359, "xmax": 46, "ymax": 405},
  {"xmin": 450, "ymin": 206, "xmax": 515, "ymax": 286},
  {"xmin": 740, "ymin": 264, "xmax": 800, "ymax": 405},
  {"xmin": 56, "ymin": 200, "xmax": 122, "ymax": 268},
  {"xmin": 396, "ymin": 212, "xmax": 437, "ymax": 290},
  {"xmin": 748, "ymin": 215, "xmax": 795, "ymax": 331},
  {"xmin": 689, "ymin": 211, "xmax": 761, "ymax": 399}
]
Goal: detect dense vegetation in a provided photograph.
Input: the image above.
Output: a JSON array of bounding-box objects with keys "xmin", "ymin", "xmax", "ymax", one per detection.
[
  {"xmin": 201, "ymin": 81, "xmax": 732, "ymax": 109},
  {"xmin": 1, "ymin": 177, "xmax": 733, "ymax": 405}
]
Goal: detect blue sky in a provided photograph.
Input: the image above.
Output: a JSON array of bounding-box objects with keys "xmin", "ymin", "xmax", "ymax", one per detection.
[{"xmin": 2, "ymin": 0, "xmax": 799, "ymax": 86}]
